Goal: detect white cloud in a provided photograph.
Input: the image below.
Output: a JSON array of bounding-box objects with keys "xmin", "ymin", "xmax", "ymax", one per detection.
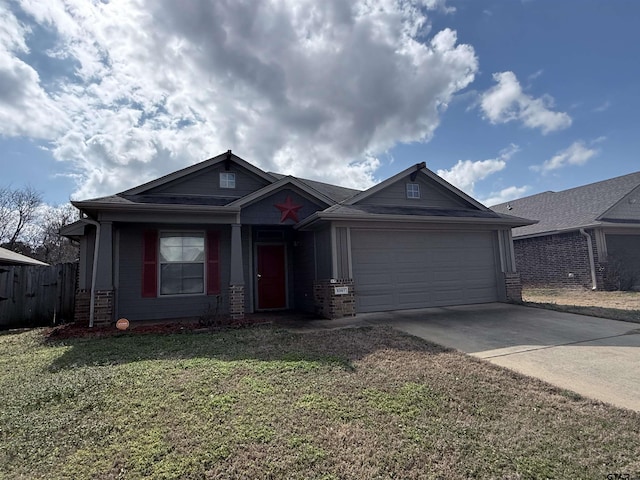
[
  {"xmin": 1, "ymin": 0, "xmax": 473, "ymax": 199},
  {"xmin": 531, "ymin": 140, "xmax": 599, "ymax": 173},
  {"xmin": 482, "ymin": 185, "xmax": 530, "ymax": 207},
  {"xmin": 480, "ymin": 71, "xmax": 571, "ymax": 134},
  {"xmin": 594, "ymin": 100, "xmax": 611, "ymax": 112},
  {"xmin": 0, "ymin": 8, "xmax": 70, "ymax": 138},
  {"xmin": 527, "ymin": 69, "xmax": 543, "ymax": 82},
  {"xmin": 437, "ymin": 144, "xmax": 519, "ymax": 195}
]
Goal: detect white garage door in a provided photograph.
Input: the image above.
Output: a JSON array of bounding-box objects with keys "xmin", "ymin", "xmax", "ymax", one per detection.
[{"xmin": 351, "ymin": 229, "xmax": 499, "ymax": 313}]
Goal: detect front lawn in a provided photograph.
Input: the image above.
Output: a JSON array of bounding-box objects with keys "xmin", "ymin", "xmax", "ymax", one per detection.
[
  {"xmin": 523, "ymin": 287, "xmax": 640, "ymax": 323},
  {"xmin": 1, "ymin": 326, "xmax": 639, "ymax": 479}
]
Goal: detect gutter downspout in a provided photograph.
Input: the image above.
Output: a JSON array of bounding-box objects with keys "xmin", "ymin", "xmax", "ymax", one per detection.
[
  {"xmin": 580, "ymin": 228, "xmax": 597, "ymax": 290},
  {"xmin": 82, "ymin": 216, "xmax": 101, "ymax": 328}
]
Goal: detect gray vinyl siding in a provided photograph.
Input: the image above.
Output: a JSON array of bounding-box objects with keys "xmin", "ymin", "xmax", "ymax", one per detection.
[
  {"xmin": 358, "ymin": 175, "xmax": 471, "ymax": 209},
  {"xmin": 241, "ymin": 189, "xmax": 324, "ymax": 225},
  {"xmin": 147, "ymin": 163, "xmax": 270, "ymax": 197},
  {"xmin": 335, "ymin": 227, "xmax": 350, "ymax": 278},
  {"xmin": 293, "ymin": 230, "xmax": 316, "ymax": 312},
  {"xmin": 78, "ymin": 229, "xmax": 95, "ymax": 290},
  {"xmin": 116, "ymin": 223, "xmax": 231, "ymax": 321},
  {"xmin": 601, "ymin": 185, "xmax": 640, "ymax": 221},
  {"xmin": 315, "ymin": 226, "xmax": 332, "ymax": 280}
]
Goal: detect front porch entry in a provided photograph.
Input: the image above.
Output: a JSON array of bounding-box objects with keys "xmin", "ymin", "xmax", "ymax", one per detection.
[{"xmin": 255, "ymin": 244, "xmax": 287, "ymax": 309}]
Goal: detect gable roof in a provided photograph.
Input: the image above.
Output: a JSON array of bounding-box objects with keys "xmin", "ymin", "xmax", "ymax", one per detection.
[
  {"xmin": 344, "ymin": 162, "xmax": 489, "ymax": 211},
  {"xmin": 121, "ymin": 151, "xmax": 276, "ymax": 196},
  {"xmin": 69, "ymin": 151, "xmax": 532, "ymax": 229},
  {"xmin": 228, "ymin": 176, "xmax": 336, "ymax": 208},
  {"xmin": 491, "ymin": 171, "xmax": 640, "ymax": 238},
  {"xmin": 0, "ymin": 247, "xmax": 49, "ymax": 266},
  {"xmin": 268, "ymin": 173, "xmax": 361, "ymax": 203}
]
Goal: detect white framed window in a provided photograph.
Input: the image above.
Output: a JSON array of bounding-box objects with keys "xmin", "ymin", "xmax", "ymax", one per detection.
[
  {"xmin": 159, "ymin": 232, "xmax": 205, "ymax": 295},
  {"xmin": 220, "ymin": 172, "xmax": 236, "ymax": 188},
  {"xmin": 406, "ymin": 183, "xmax": 420, "ymax": 199}
]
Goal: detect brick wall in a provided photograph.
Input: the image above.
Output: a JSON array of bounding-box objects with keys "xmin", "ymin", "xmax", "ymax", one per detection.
[
  {"xmin": 514, "ymin": 230, "xmax": 607, "ymax": 289},
  {"xmin": 74, "ymin": 289, "xmax": 90, "ymax": 323},
  {"xmin": 73, "ymin": 289, "xmax": 114, "ymax": 325},
  {"xmin": 504, "ymin": 272, "xmax": 523, "ymax": 302},
  {"xmin": 229, "ymin": 285, "xmax": 244, "ymax": 321},
  {"xmin": 313, "ymin": 279, "xmax": 355, "ymax": 319},
  {"xmin": 93, "ymin": 290, "xmax": 114, "ymax": 325}
]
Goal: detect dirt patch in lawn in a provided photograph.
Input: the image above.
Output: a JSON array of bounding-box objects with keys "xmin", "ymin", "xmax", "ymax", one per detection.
[{"xmin": 523, "ymin": 287, "xmax": 640, "ymax": 323}]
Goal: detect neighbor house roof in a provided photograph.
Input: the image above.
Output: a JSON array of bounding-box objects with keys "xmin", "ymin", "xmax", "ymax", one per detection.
[
  {"xmin": 0, "ymin": 247, "xmax": 49, "ymax": 266},
  {"xmin": 491, "ymin": 171, "xmax": 640, "ymax": 238}
]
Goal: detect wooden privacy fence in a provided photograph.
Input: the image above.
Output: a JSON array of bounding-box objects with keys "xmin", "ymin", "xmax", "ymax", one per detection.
[{"xmin": 0, "ymin": 263, "xmax": 77, "ymax": 328}]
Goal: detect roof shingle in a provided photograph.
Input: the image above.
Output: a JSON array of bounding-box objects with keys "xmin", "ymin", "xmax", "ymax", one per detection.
[{"xmin": 491, "ymin": 171, "xmax": 640, "ymax": 237}]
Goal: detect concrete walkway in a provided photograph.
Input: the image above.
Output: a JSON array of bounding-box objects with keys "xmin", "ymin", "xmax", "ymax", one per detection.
[
  {"xmin": 280, "ymin": 303, "xmax": 640, "ymax": 412},
  {"xmin": 358, "ymin": 303, "xmax": 640, "ymax": 412}
]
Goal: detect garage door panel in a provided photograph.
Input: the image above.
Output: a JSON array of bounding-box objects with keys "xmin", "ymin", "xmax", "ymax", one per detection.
[
  {"xmin": 352, "ymin": 229, "xmax": 499, "ymax": 312},
  {"xmin": 353, "ymin": 252, "xmax": 390, "ymax": 265},
  {"xmin": 397, "ymin": 271, "xmax": 434, "ymax": 284},
  {"xmin": 356, "ymin": 273, "xmax": 390, "ymax": 287},
  {"xmin": 358, "ymin": 293, "xmax": 395, "ymax": 309},
  {"xmin": 465, "ymin": 269, "xmax": 495, "ymax": 281}
]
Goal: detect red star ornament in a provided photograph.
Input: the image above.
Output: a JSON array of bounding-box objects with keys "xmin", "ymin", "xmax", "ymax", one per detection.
[{"xmin": 275, "ymin": 195, "xmax": 303, "ymax": 223}]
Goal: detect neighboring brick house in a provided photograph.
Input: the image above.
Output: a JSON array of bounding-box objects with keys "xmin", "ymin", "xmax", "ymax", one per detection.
[{"xmin": 492, "ymin": 172, "xmax": 640, "ymax": 290}]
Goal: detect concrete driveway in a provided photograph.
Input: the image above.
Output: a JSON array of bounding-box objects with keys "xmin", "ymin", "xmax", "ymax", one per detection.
[{"xmin": 359, "ymin": 303, "xmax": 640, "ymax": 412}]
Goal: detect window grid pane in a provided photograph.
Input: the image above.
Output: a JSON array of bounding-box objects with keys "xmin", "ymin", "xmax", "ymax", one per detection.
[
  {"xmin": 159, "ymin": 233, "xmax": 205, "ymax": 295},
  {"xmin": 406, "ymin": 183, "xmax": 420, "ymax": 199},
  {"xmin": 220, "ymin": 172, "xmax": 236, "ymax": 188}
]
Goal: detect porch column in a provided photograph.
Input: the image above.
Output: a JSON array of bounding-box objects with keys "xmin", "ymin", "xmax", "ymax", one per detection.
[
  {"xmin": 229, "ymin": 223, "xmax": 245, "ymax": 321},
  {"xmin": 94, "ymin": 221, "xmax": 114, "ymax": 325},
  {"xmin": 499, "ymin": 229, "xmax": 522, "ymax": 302},
  {"xmin": 95, "ymin": 221, "xmax": 113, "ymax": 290}
]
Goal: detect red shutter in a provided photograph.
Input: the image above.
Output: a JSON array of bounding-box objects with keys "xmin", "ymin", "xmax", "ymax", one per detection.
[
  {"xmin": 207, "ymin": 231, "xmax": 221, "ymax": 295},
  {"xmin": 142, "ymin": 230, "xmax": 158, "ymax": 297}
]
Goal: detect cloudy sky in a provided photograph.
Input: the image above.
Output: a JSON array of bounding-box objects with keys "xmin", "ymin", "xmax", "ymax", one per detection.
[{"xmin": 1, "ymin": 0, "xmax": 639, "ymax": 206}]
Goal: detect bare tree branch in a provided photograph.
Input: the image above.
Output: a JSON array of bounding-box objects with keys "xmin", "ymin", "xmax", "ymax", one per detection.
[
  {"xmin": 0, "ymin": 185, "xmax": 43, "ymax": 249},
  {"xmin": 35, "ymin": 203, "xmax": 80, "ymax": 264}
]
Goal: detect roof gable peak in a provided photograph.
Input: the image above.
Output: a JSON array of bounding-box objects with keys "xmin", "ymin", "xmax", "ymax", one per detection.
[
  {"xmin": 344, "ymin": 162, "xmax": 488, "ymax": 211},
  {"xmin": 228, "ymin": 175, "xmax": 335, "ymax": 208},
  {"xmin": 121, "ymin": 150, "xmax": 276, "ymax": 196}
]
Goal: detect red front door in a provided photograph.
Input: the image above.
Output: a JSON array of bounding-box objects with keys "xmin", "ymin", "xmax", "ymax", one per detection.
[{"xmin": 257, "ymin": 244, "xmax": 286, "ymax": 309}]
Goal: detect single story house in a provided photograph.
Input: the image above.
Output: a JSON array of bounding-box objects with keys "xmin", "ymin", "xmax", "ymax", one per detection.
[
  {"xmin": 491, "ymin": 171, "xmax": 640, "ymax": 290},
  {"xmin": 63, "ymin": 151, "xmax": 532, "ymax": 325}
]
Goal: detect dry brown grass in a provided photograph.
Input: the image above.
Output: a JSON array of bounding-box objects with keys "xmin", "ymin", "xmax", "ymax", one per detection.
[
  {"xmin": 523, "ymin": 287, "xmax": 640, "ymax": 323},
  {"xmin": 1, "ymin": 326, "xmax": 639, "ymax": 479}
]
